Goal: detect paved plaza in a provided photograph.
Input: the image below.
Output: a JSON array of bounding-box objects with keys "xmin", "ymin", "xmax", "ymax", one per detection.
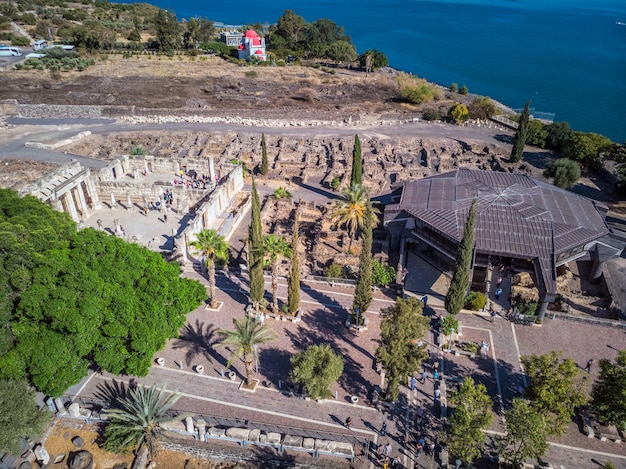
[{"xmin": 72, "ymin": 182, "xmax": 626, "ymax": 469}]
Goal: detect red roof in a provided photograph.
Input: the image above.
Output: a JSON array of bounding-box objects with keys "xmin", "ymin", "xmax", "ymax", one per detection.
[
  {"xmin": 254, "ymin": 49, "xmax": 263, "ymax": 54},
  {"xmin": 245, "ymin": 30, "xmax": 259, "ymax": 38}
]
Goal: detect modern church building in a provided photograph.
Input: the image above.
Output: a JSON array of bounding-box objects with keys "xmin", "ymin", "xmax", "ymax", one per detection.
[{"xmin": 384, "ymin": 169, "xmax": 626, "ymax": 320}]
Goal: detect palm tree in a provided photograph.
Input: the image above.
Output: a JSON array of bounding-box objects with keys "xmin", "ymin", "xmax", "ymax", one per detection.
[
  {"xmin": 331, "ymin": 183, "xmax": 379, "ymax": 252},
  {"xmin": 190, "ymin": 229, "xmax": 229, "ymax": 308},
  {"xmin": 218, "ymin": 316, "xmax": 275, "ymax": 385},
  {"xmin": 263, "ymin": 234, "xmax": 292, "ymax": 313},
  {"xmin": 103, "ymin": 384, "xmax": 181, "ymax": 464}
]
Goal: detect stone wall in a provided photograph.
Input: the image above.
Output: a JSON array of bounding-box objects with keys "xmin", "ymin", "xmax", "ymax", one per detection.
[
  {"xmin": 159, "ymin": 440, "xmax": 347, "ymax": 469},
  {"xmin": 16, "ymin": 104, "xmax": 103, "ymax": 119}
]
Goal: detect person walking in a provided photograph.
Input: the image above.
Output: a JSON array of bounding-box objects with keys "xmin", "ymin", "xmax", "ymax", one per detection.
[
  {"xmin": 490, "ymin": 309, "xmax": 497, "ymax": 322},
  {"xmin": 380, "ymin": 422, "xmax": 387, "ymax": 437},
  {"xmin": 385, "ymin": 442, "xmax": 392, "ymax": 458},
  {"xmin": 496, "ymin": 276, "xmax": 503, "ymax": 287},
  {"xmin": 434, "ymin": 388, "xmax": 441, "ymax": 403},
  {"xmin": 421, "ymin": 370, "xmax": 428, "ymax": 384},
  {"xmin": 345, "ymin": 416, "xmax": 353, "ymax": 429},
  {"xmin": 410, "ymin": 376, "xmax": 417, "ymax": 391},
  {"xmin": 585, "ymin": 358, "xmax": 594, "ymax": 373},
  {"xmin": 495, "ymin": 287, "xmax": 502, "ymax": 300}
]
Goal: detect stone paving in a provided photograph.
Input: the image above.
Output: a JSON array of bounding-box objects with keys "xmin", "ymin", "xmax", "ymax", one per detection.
[{"xmin": 69, "ymin": 174, "xmax": 626, "ymax": 469}]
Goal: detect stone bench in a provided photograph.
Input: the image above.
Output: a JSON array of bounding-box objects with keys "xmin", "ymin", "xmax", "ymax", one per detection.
[{"xmin": 314, "ymin": 439, "xmax": 355, "ymax": 461}]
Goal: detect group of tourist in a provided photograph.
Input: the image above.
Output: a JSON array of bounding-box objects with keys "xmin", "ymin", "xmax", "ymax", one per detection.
[{"xmin": 172, "ymin": 169, "xmax": 218, "ymax": 190}]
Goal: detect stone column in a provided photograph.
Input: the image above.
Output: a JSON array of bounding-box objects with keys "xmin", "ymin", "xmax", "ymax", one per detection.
[
  {"xmin": 110, "ymin": 192, "xmax": 116, "ymax": 208},
  {"xmin": 133, "ymin": 168, "xmax": 139, "ymax": 179},
  {"xmin": 86, "ymin": 175, "xmax": 101, "ymax": 209},
  {"xmin": 126, "ymin": 193, "xmax": 132, "ymax": 211},
  {"xmin": 64, "ymin": 192, "xmax": 80, "ymax": 222},
  {"xmin": 209, "ymin": 156, "xmax": 216, "ymax": 187},
  {"xmin": 74, "ymin": 185, "xmax": 89, "ymax": 218},
  {"xmin": 185, "ymin": 416, "xmax": 195, "ymax": 433}
]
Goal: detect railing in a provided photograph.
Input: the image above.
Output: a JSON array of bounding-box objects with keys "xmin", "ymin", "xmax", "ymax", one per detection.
[{"xmin": 549, "ymin": 311, "xmax": 626, "ymax": 329}]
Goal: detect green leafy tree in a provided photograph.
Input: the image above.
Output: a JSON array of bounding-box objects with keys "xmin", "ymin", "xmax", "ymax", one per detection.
[
  {"xmin": 591, "ymin": 350, "xmax": 626, "ymax": 431},
  {"xmin": 154, "ymin": 9, "xmax": 180, "ymax": 52},
  {"xmin": 0, "ymin": 380, "xmax": 50, "ymax": 454},
  {"xmin": 326, "ymin": 40, "xmax": 357, "ymax": 64},
  {"xmin": 288, "ymin": 216, "xmax": 301, "ymax": 314},
  {"xmin": 445, "ymin": 377, "xmax": 494, "ymax": 466},
  {"xmin": 510, "ymin": 100, "xmax": 531, "ymax": 163},
  {"xmin": 545, "ymin": 121, "xmax": 573, "ymax": 150},
  {"xmin": 448, "ymin": 103, "xmax": 469, "ymax": 124},
  {"xmin": 526, "ymin": 119, "xmax": 548, "ymax": 147},
  {"xmin": 305, "ymin": 18, "xmax": 351, "ymax": 57},
  {"xmin": 351, "ymin": 134, "xmax": 363, "ymax": 186},
  {"xmin": 563, "ymin": 131, "xmax": 613, "ymax": 169},
  {"xmin": 357, "ymin": 49, "xmax": 388, "ymax": 71},
  {"xmin": 263, "ymin": 234, "xmax": 292, "ymax": 313},
  {"xmin": 291, "ymin": 344, "xmax": 344, "ymax": 400},
  {"xmin": 331, "ymin": 183, "xmax": 379, "ymax": 252},
  {"xmin": 372, "ymin": 260, "xmax": 396, "ymax": 287},
  {"xmin": 271, "ymin": 10, "xmax": 307, "ymax": 50},
  {"xmin": 375, "ymin": 297, "xmax": 430, "ymax": 401},
  {"xmin": 353, "ymin": 203, "xmax": 374, "ymax": 315},
  {"xmin": 497, "ymin": 398, "xmax": 550, "ymax": 468},
  {"xmin": 0, "ymin": 189, "xmax": 205, "ymax": 396},
  {"xmin": 445, "ymin": 199, "xmax": 476, "ymax": 315},
  {"xmin": 260, "ymin": 133, "xmax": 269, "ymax": 175},
  {"xmin": 196, "ymin": 17, "xmax": 216, "ymax": 43},
  {"xmin": 218, "ymin": 316, "xmax": 275, "ymax": 385},
  {"xmin": 248, "ymin": 177, "xmax": 264, "ymax": 310},
  {"xmin": 103, "ymin": 384, "xmax": 181, "ymax": 462},
  {"xmin": 190, "ymin": 229, "xmax": 229, "ymax": 308},
  {"xmin": 543, "ymin": 158, "xmax": 581, "ymax": 189},
  {"xmin": 522, "ymin": 351, "xmax": 588, "ymax": 436}
]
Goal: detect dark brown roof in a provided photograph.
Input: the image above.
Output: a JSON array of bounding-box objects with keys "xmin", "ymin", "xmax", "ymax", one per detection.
[{"xmin": 398, "ymin": 169, "xmax": 611, "ymax": 295}]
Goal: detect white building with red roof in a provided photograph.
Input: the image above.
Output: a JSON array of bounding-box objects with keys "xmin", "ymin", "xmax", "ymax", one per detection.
[{"xmin": 238, "ymin": 29, "xmax": 267, "ymax": 61}]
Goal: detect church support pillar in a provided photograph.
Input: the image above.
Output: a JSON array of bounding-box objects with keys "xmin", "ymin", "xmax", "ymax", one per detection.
[
  {"xmin": 64, "ymin": 192, "xmax": 80, "ymax": 222},
  {"xmin": 74, "ymin": 185, "xmax": 89, "ymax": 218}
]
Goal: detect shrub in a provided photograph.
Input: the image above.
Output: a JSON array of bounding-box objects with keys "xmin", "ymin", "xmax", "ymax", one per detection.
[
  {"xmin": 448, "ymin": 103, "xmax": 469, "ymax": 124},
  {"xmin": 245, "ymin": 69, "xmax": 259, "ymax": 78},
  {"xmin": 459, "ymin": 84, "xmax": 469, "ymax": 95},
  {"xmin": 273, "ymin": 187, "xmax": 291, "ymax": 199},
  {"xmin": 372, "ymin": 260, "xmax": 396, "ymax": 287},
  {"xmin": 464, "ymin": 291, "xmax": 487, "ymax": 311},
  {"xmin": 325, "ymin": 262, "xmax": 345, "ymax": 279},
  {"xmin": 468, "ymin": 96, "xmax": 497, "ymax": 119},
  {"xmin": 129, "ymin": 146, "xmax": 147, "ymax": 156},
  {"xmin": 330, "ymin": 175, "xmax": 340, "ymax": 190},
  {"xmin": 449, "ymin": 82, "xmax": 458, "ymax": 93},
  {"xmin": 441, "ymin": 315, "xmax": 459, "ymax": 334},
  {"xmin": 543, "ymin": 158, "xmax": 581, "ymax": 189},
  {"xmin": 422, "ymin": 108, "xmax": 443, "ymax": 121}
]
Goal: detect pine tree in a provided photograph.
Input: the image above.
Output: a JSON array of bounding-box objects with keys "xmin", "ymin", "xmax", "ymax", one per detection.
[
  {"xmin": 260, "ymin": 133, "xmax": 269, "ymax": 176},
  {"xmin": 350, "ymin": 134, "xmax": 362, "ymax": 186},
  {"xmin": 510, "ymin": 100, "xmax": 531, "ymax": 163},
  {"xmin": 445, "ymin": 199, "xmax": 476, "ymax": 315},
  {"xmin": 352, "ymin": 202, "xmax": 374, "ymax": 316},
  {"xmin": 288, "ymin": 214, "xmax": 301, "ymax": 314},
  {"xmin": 248, "ymin": 176, "xmax": 264, "ymax": 309}
]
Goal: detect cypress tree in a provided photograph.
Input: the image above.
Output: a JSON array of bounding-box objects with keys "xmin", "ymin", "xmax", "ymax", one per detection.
[
  {"xmin": 352, "ymin": 202, "xmax": 374, "ymax": 316},
  {"xmin": 510, "ymin": 100, "xmax": 531, "ymax": 163},
  {"xmin": 445, "ymin": 199, "xmax": 476, "ymax": 315},
  {"xmin": 260, "ymin": 133, "xmax": 269, "ymax": 176},
  {"xmin": 248, "ymin": 176, "xmax": 265, "ymax": 309},
  {"xmin": 350, "ymin": 134, "xmax": 362, "ymax": 186},
  {"xmin": 288, "ymin": 214, "xmax": 301, "ymax": 314}
]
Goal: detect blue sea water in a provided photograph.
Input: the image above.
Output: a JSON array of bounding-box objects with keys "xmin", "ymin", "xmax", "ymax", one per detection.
[{"xmin": 119, "ymin": 0, "xmax": 626, "ymax": 142}]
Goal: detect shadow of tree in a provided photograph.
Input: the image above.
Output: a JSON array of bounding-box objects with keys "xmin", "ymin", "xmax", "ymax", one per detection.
[
  {"xmin": 258, "ymin": 346, "xmax": 293, "ymax": 389},
  {"xmin": 172, "ymin": 319, "xmax": 226, "ymax": 367},
  {"xmin": 284, "ymin": 307, "xmax": 373, "ymax": 400},
  {"xmin": 92, "ymin": 378, "xmax": 130, "ymax": 409}
]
